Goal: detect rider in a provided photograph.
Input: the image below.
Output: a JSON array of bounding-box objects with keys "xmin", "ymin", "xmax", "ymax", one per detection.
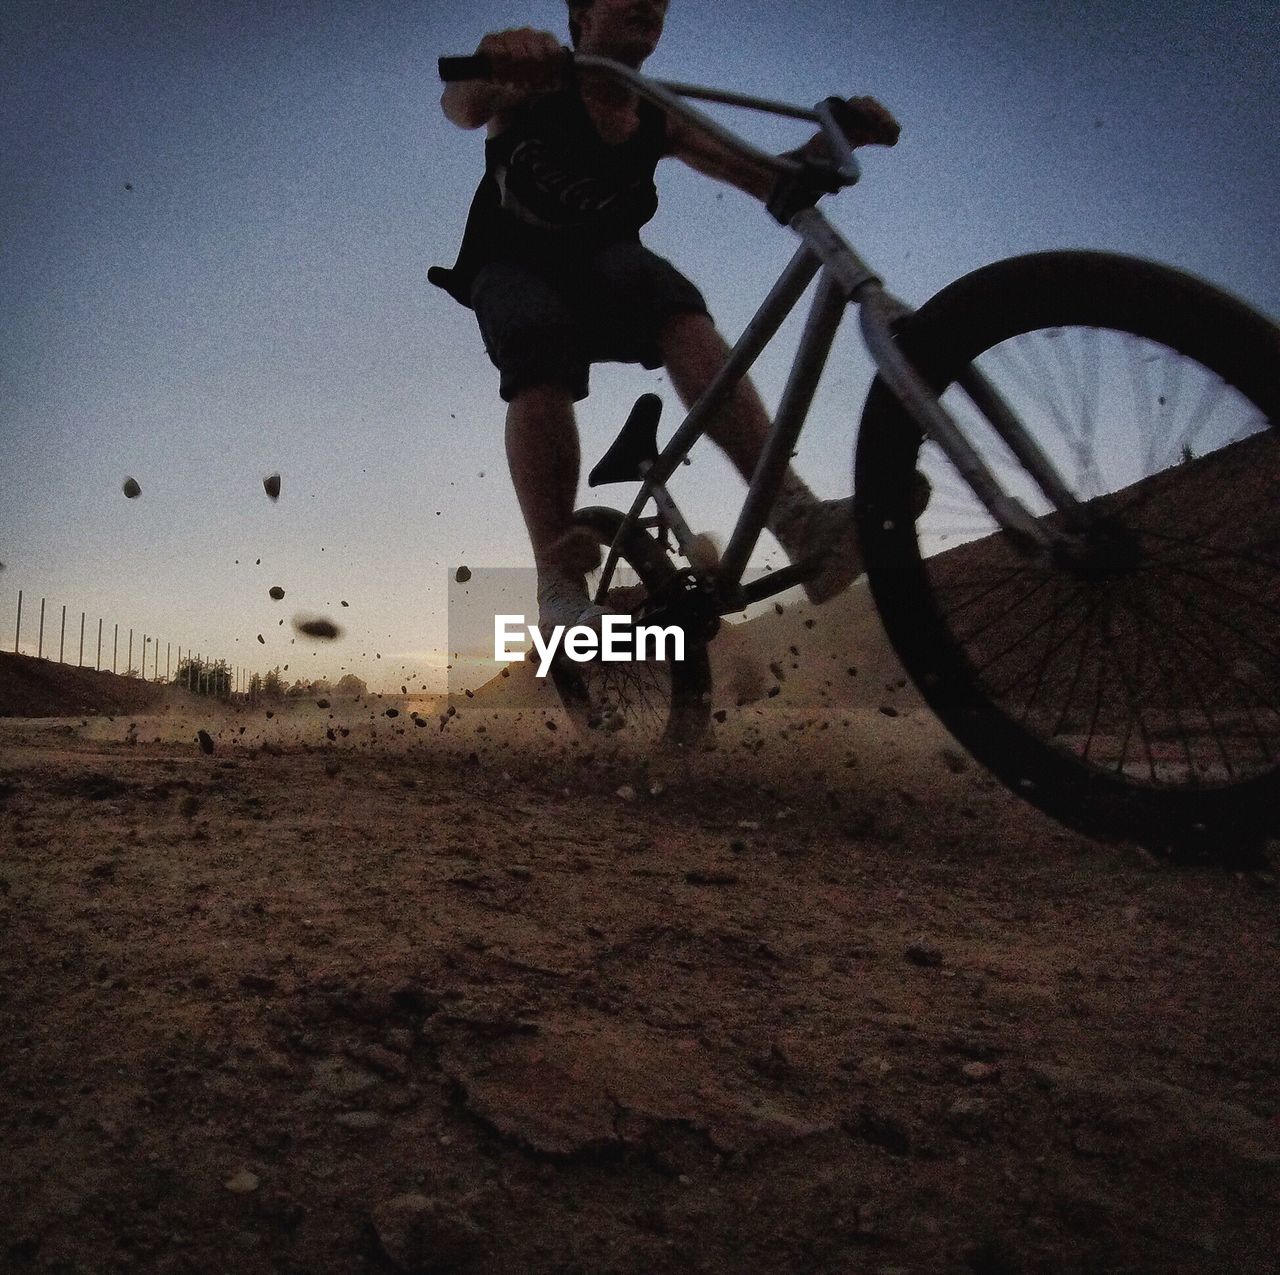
[{"xmin": 431, "ymin": 0, "xmax": 902, "ymax": 633}]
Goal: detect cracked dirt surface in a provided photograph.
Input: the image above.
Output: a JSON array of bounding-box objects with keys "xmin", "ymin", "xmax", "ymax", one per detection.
[{"xmin": 1, "ymin": 694, "xmax": 1278, "ymax": 1274}]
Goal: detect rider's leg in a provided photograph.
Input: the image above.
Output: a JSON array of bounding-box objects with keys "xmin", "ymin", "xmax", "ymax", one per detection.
[
  {"xmin": 658, "ymin": 310, "xmax": 862, "ymax": 602},
  {"xmin": 504, "ymin": 383, "xmax": 610, "ymax": 630},
  {"xmin": 471, "ymin": 262, "xmax": 610, "ymax": 630},
  {"xmin": 504, "ymin": 383, "xmax": 580, "ymax": 572}
]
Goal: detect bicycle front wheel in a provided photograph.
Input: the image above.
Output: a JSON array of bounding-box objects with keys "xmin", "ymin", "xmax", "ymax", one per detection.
[{"xmin": 855, "ymin": 251, "xmax": 1280, "ymax": 858}]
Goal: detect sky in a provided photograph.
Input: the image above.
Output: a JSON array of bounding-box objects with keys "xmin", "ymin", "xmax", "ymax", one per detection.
[{"xmin": 2, "ymin": 0, "xmax": 1276, "ymax": 692}]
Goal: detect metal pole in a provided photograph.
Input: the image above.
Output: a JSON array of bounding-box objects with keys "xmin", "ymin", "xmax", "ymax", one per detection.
[
  {"xmin": 96, "ymin": 618, "xmax": 102, "ymax": 670},
  {"xmin": 60, "ymin": 606, "xmax": 66, "ymax": 663},
  {"xmin": 80, "ymin": 612, "xmax": 85, "ymax": 666},
  {"xmin": 13, "ymin": 590, "xmax": 20, "ymax": 654},
  {"xmin": 166, "ymin": 642, "xmax": 170, "ymax": 682},
  {"xmin": 128, "ymin": 629, "xmax": 133, "ymax": 677},
  {"xmin": 113, "ymin": 624, "xmax": 118, "ymax": 674},
  {"xmin": 38, "ymin": 598, "xmax": 45, "ymax": 659}
]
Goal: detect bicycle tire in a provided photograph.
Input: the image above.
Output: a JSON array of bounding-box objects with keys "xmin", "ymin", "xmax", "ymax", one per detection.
[
  {"xmin": 549, "ymin": 506, "xmax": 712, "ymax": 750},
  {"xmin": 854, "ymin": 250, "xmax": 1280, "ymax": 858}
]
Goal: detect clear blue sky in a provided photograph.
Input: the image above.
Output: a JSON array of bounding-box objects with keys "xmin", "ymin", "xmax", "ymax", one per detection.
[{"xmin": 2, "ymin": 0, "xmax": 1276, "ymax": 690}]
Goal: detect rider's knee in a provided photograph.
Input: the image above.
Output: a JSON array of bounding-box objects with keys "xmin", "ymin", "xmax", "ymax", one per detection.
[
  {"xmin": 660, "ymin": 309, "xmax": 720, "ymax": 348},
  {"xmin": 508, "ymin": 381, "xmax": 577, "ymax": 414}
]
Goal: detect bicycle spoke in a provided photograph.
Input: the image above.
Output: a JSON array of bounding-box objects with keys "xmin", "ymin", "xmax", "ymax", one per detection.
[
  {"xmin": 951, "ymin": 572, "xmax": 1057, "ymax": 649},
  {"xmin": 992, "ymin": 582, "xmax": 1094, "ymax": 721},
  {"xmin": 1049, "ymin": 587, "xmax": 1106, "ymax": 739},
  {"xmin": 1127, "ymin": 574, "xmax": 1273, "ymax": 775},
  {"xmin": 968, "ymin": 576, "xmax": 1081, "ymax": 681},
  {"xmin": 1132, "ymin": 572, "xmax": 1280, "ymax": 719}
]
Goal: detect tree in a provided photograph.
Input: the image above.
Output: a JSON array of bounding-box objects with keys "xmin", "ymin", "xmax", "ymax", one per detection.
[
  {"xmin": 335, "ymin": 673, "xmax": 367, "ymax": 698},
  {"xmin": 174, "ymin": 655, "xmax": 232, "ymax": 697},
  {"xmin": 263, "ymin": 666, "xmax": 284, "ymax": 700}
]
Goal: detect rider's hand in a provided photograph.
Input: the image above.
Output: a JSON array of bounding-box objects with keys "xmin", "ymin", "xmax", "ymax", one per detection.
[
  {"xmin": 789, "ymin": 96, "xmax": 901, "ymax": 164},
  {"xmin": 837, "ymin": 96, "xmax": 901, "ymax": 148},
  {"xmin": 477, "ymin": 28, "xmax": 567, "ymax": 92}
]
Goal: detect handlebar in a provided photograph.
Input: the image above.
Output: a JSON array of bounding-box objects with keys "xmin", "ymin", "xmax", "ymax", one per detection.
[{"xmin": 437, "ymin": 51, "xmax": 862, "ymax": 196}]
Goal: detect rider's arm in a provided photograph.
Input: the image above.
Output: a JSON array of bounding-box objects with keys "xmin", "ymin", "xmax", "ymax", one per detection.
[
  {"xmin": 667, "ymin": 96, "xmax": 901, "ymax": 202},
  {"xmin": 440, "ymin": 28, "xmax": 565, "ymax": 134},
  {"xmin": 666, "ymin": 113, "xmax": 778, "ymax": 200}
]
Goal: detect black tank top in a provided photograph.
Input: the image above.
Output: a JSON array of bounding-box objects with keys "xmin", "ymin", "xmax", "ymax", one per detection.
[{"xmin": 429, "ymin": 81, "xmax": 670, "ymax": 308}]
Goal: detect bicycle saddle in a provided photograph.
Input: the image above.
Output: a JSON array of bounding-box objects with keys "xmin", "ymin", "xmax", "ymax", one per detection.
[{"xmin": 588, "ymin": 393, "xmax": 663, "ymax": 486}]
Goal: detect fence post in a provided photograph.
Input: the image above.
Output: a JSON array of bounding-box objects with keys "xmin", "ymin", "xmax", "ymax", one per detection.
[
  {"xmin": 128, "ymin": 629, "xmax": 133, "ymax": 677},
  {"xmin": 13, "ymin": 590, "xmax": 20, "ymax": 654},
  {"xmin": 60, "ymin": 605, "xmax": 66, "ymax": 663},
  {"xmin": 113, "ymin": 624, "xmax": 118, "ymax": 674},
  {"xmin": 79, "ymin": 612, "xmax": 85, "ymax": 667},
  {"xmin": 96, "ymin": 618, "xmax": 102, "ymax": 671},
  {"xmin": 38, "ymin": 598, "xmax": 45, "ymax": 659}
]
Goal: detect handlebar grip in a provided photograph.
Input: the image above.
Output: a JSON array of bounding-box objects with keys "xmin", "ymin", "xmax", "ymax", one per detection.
[{"xmin": 439, "ymin": 54, "xmax": 492, "ymax": 82}]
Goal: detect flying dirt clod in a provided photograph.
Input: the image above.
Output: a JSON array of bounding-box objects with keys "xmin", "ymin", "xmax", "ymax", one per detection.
[{"xmin": 293, "ymin": 616, "xmax": 342, "ymax": 640}]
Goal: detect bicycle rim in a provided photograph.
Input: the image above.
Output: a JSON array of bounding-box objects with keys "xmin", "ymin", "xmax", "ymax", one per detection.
[{"xmin": 550, "ymin": 508, "xmax": 711, "ymax": 751}]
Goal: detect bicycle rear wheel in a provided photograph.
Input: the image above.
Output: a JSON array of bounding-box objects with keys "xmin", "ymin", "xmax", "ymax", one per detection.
[
  {"xmin": 550, "ymin": 507, "xmax": 712, "ymax": 751},
  {"xmin": 855, "ymin": 251, "xmax": 1280, "ymax": 858}
]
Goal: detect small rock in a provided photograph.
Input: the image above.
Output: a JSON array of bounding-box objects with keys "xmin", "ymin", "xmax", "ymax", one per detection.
[
  {"xmin": 196, "ymin": 730, "xmax": 215, "ymax": 755},
  {"xmin": 383, "ymin": 1028, "xmax": 415, "ymax": 1054},
  {"xmin": 122, "ymin": 477, "xmax": 142, "ymax": 498},
  {"xmin": 269, "ymin": 586, "xmax": 285, "ymax": 600},
  {"xmin": 310, "ymin": 1057, "xmax": 378, "ymax": 1097},
  {"xmin": 852, "ymin": 1104, "xmax": 912, "ymax": 1155},
  {"xmin": 334, "ymin": 1111, "xmax": 383, "ymax": 1130},
  {"xmin": 360, "ymin": 1044, "xmax": 410, "ymax": 1079},
  {"xmin": 616, "ymin": 784, "xmax": 637, "ymax": 801},
  {"xmin": 945, "ymin": 1096, "xmax": 988, "ymax": 1138},
  {"xmin": 685, "ymin": 869, "xmax": 739, "ymax": 886},
  {"xmin": 225, "ymin": 1169, "xmax": 260, "ymax": 1194},
  {"xmin": 455, "ymin": 566, "xmax": 472, "ymax": 583},
  {"xmin": 371, "ymin": 1193, "xmax": 483, "ymax": 1273},
  {"xmin": 263, "ymin": 473, "xmax": 281, "ymax": 499},
  {"xmin": 905, "ymin": 942, "xmax": 944, "ymax": 968}
]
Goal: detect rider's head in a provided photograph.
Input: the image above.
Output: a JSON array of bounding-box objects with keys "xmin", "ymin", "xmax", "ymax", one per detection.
[{"xmin": 568, "ymin": 0, "xmax": 668, "ymax": 65}]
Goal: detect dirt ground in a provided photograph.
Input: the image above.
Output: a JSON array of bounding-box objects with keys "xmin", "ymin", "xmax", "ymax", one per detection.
[{"xmin": 2, "ymin": 669, "xmax": 1278, "ymax": 1274}]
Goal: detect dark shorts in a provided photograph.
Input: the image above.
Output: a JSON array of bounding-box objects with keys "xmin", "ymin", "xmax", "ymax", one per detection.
[{"xmin": 469, "ymin": 241, "xmax": 709, "ymax": 403}]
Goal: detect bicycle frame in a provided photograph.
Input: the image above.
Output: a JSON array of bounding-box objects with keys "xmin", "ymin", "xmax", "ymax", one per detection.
[{"xmin": 569, "ymin": 55, "xmax": 1077, "ymax": 612}]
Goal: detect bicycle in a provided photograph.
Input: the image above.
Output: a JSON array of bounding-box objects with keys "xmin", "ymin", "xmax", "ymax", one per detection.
[{"xmin": 438, "ymin": 52, "xmax": 1280, "ymax": 860}]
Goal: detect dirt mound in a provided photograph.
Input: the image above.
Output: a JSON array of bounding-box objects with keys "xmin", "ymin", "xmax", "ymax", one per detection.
[{"xmin": 0, "ymin": 651, "xmax": 168, "ymax": 718}]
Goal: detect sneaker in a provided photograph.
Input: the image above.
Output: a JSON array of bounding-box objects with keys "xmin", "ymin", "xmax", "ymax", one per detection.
[
  {"xmin": 536, "ymin": 571, "xmax": 614, "ymax": 642},
  {"xmin": 791, "ymin": 496, "xmax": 864, "ymax": 605},
  {"xmin": 787, "ymin": 473, "xmax": 932, "ymax": 605}
]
